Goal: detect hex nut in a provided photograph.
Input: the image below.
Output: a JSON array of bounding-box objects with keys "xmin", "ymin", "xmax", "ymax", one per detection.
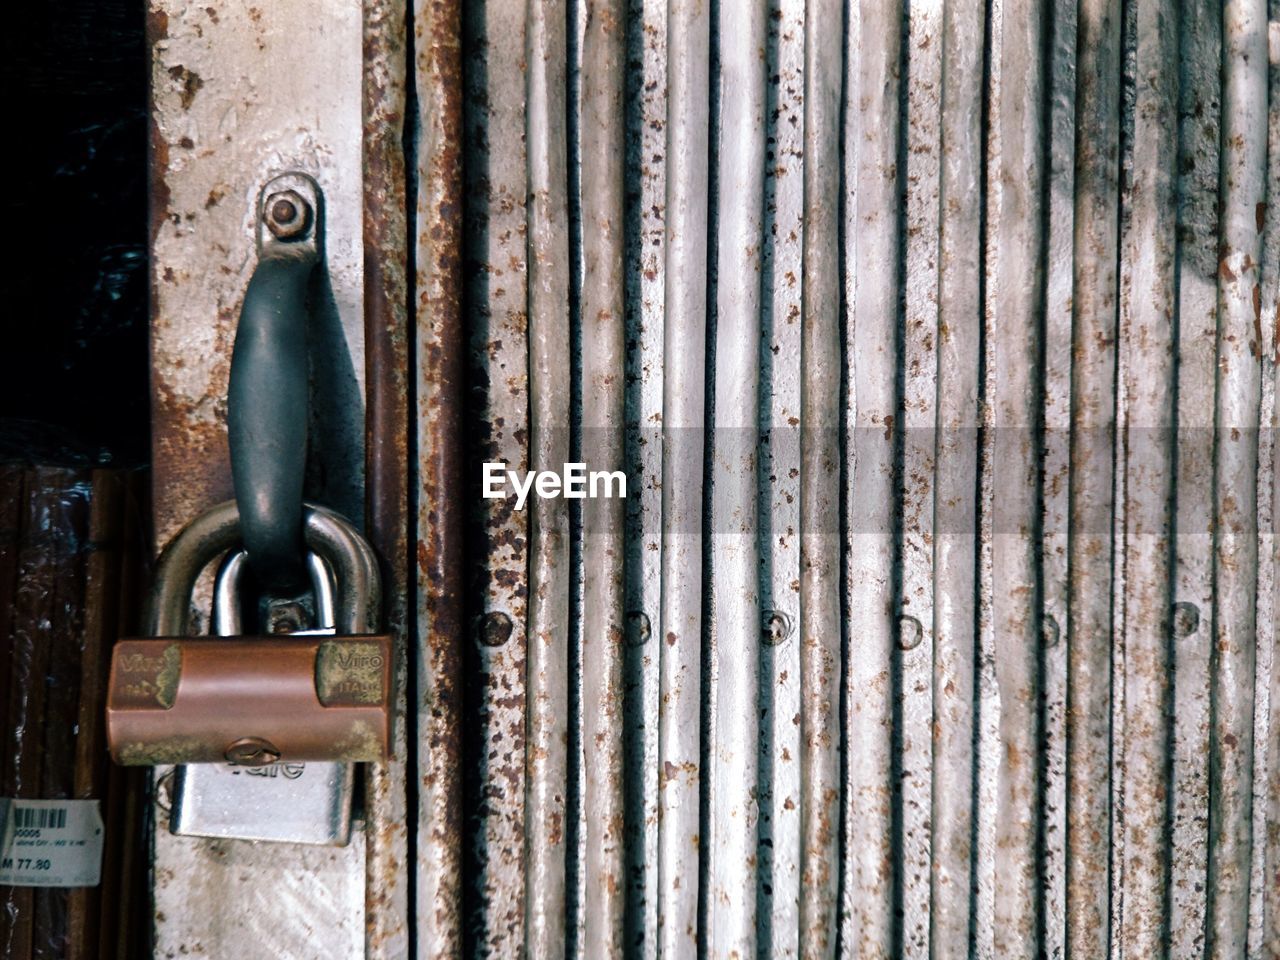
[{"xmin": 264, "ymin": 189, "xmax": 313, "ymax": 241}]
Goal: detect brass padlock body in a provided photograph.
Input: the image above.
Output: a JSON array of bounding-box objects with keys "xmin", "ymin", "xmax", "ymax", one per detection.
[{"xmin": 107, "ymin": 634, "xmax": 392, "ymax": 765}]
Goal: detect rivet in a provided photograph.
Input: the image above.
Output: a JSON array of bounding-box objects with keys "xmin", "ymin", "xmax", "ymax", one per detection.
[
  {"xmin": 898, "ymin": 614, "xmax": 923, "ymax": 651},
  {"xmin": 626, "ymin": 610, "xmax": 651, "ymax": 646},
  {"xmin": 1172, "ymin": 601, "xmax": 1200, "ymax": 638},
  {"xmin": 761, "ymin": 610, "xmax": 792, "ymax": 646},
  {"xmin": 1042, "ymin": 613, "xmax": 1060, "ymax": 648},
  {"xmin": 480, "ymin": 611, "xmax": 513, "ymax": 647}
]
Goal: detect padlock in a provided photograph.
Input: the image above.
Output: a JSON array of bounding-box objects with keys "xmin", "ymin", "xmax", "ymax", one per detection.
[
  {"xmin": 106, "ymin": 500, "xmax": 392, "ymax": 774},
  {"xmin": 166, "ymin": 547, "xmax": 358, "ymax": 845},
  {"xmin": 105, "ymin": 173, "xmax": 390, "ymax": 844}
]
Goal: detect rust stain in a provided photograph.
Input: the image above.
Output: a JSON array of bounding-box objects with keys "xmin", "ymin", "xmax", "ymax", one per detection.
[
  {"xmin": 167, "ymin": 65, "xmax": 204, "ymax": 110},
  {"xmin": 148, "ymin": 378, "xmax": 233, "ymax": 549},
  {"xmin": 412, "ymin": 0, "xmax": 466, "ymax": 954}
]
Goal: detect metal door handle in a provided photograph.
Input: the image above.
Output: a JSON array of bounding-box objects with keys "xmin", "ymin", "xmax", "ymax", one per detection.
[{"xmin": 227, "ymin": 173, "xmax": 322, "ymax": 593}]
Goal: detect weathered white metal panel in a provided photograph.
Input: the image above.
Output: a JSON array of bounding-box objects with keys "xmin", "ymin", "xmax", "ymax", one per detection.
[{"xmin": 147, "ymin": 1, "xmax": 373, "ymax": 957}]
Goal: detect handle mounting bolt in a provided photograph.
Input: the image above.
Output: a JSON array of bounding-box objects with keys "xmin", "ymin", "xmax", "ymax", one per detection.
[{"xmin": 264, "ymin": 189, "xmax": 313, "ymax": 241}]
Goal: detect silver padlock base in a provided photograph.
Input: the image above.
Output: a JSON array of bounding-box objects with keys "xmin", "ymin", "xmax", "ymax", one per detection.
[
  {"xmin": 170, "ymin": 761, "xmax": 354, "ymax": 846},
  {"xmin": 168, "ymin": 550, "xmax": 356, "ymax": 846}
]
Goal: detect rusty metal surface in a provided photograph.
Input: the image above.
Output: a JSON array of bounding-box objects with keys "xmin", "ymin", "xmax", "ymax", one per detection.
[
  {"xmin": 899, "ymin": 1, "xmax": 942, "ymax": 952},
  {"xmin": 1170, "ymin": 2, "xmax": 1221, "ymax": 955},
  {"xmin": 1114, "ymin": 0, "xmax": 1178, "ymax": 955},
  {"xmin": 1208, "ymin": 3, "xmax": 1269, "ymax": 957},
  {"xmin": 1065, "ymin": 2, "xmax": 1121, "ymax": 956},
  {"xmin": 459, "ymin": 0, "xmax": 531, "ymax": 953},
  {"xmin": 758, "ymin": 2, "xmax": 804, "ymax": 956},
  {"xmin": 797, "ymin": 0, "xmax": 842, "ymax": 954},
  {"xmin": 363, "ymin": 0, "xmax": 411, "ymax": 954},
  {"xmin": 1038, "ymin": 0, "xmax": 1076, "ymax": 952},
  {"xmin": 621, "ymin": 0, "xmax": 667, "ymax": 954},
  {"xmin": 412, "ymin": 0, "xmax": 465, "ymax": 955}
]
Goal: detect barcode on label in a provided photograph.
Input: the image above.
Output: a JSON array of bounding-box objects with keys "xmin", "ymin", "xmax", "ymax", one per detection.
[{"xmin": 14, "ymin": 806, "xmax": 67, "ymax": 830}]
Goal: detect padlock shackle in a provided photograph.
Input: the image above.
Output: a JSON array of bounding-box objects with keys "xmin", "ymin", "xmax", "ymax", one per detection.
[
  {"xmin": 149, "ymin": 500, "xmax": 380, "ymax": 637},
  {"xmin": 213, "ymin": 550, "xmax": 337, "ymax": 636}
]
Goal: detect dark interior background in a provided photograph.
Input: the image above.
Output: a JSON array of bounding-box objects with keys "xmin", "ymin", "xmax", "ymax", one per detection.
[{"xmin": 0, "ymin": 0, "xmax": 149, "ymax": 466}]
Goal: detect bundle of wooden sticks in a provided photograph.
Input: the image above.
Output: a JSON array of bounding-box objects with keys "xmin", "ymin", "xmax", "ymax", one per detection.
[{"xmin": 1, "ymin": 465, "xmax": 149, "ymax": 960}]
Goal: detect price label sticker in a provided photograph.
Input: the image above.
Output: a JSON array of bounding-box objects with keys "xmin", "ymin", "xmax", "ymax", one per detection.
[{"xmin": 0, "ymin": 798, "xmax": 104, "ymax": 887}]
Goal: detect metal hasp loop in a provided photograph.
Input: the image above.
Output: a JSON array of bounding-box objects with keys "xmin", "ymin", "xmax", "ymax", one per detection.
[
  {"xmin": 145, "ymin": 500, "xmax": 379, "ymax": 638},
  {"xmin": 227, "ymin": 172, "xmax": 322, "ymax": 593}
]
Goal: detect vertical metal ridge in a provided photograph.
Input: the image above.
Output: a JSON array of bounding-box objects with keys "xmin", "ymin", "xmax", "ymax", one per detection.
[
  {"xmin": 798, "ymin": 0, "xmax": 844, "ymax": 955},
  {"xmin": 656, "ymin": 0, "xmax": 710, "ymax": 956},
  {"xmin": 363, "ymin": 0, "xmax": 412, "ymax": 953},
  {"xmin": 565, "ymin": 3, "xmax": 587, "ymax": 951},
  {"xmin": 1169, "ymin": 0, "xmax": 1221, "ymax": 953},
  {"xmin": 579, "ymin": 0, "xmax": 629, "ymax": 952},
  {"xmin": 1252, "ymin": 10, "xmax": 1280, "ymax": 953},
  {"xmin": 1266, "ymin": 396, "xmax": 1280, "ymax": 960},
  {"xmin": 1113, "ymin": 0, "xmax": 1179, "ymax": 953},
  {"xmin": 985, "ymin": 0, "xmax": 1048, "ymax": 955},
  {"xmin": 461, "ymin": 1, "xmax": 530, "ymax": 951},
  {"xmin": 754, "ymin": 0, "xmax": 801, "ymax": 954},
  {"xmin": 973, "ymin": 7, "xmax": 1003, "ymax": 951},
  {"xmin": 899, "ymin": 0, "xmax": 944, "ymax": 952},
  {"xmin": 1040, "ymin": 0, "xmax": 1080, "ymax": 952},
  {"xmin": 1066, "ymin": 1, "xmax": 1122, "ymax": 956},
  {"xmin": 1266, "ymin": 14, "xmax": 1280, "ymax": 950},
  {"xmin": 621, "ymin": 1, "xmax": 667, "ymax": 952},
  {"xmin": 1110, "ymin": 9, "xmax": 1137, "ymax": 951},
  {"xmin": 524, "ymin": 0, "xmax": 572, "ymax": 954},
  {"xmin": 412, "ymin": 0, "xmax": 466, "ymax": 956},
  {"xmin": 1244, "ymin": 13, "xmax": 1274, "ymax": 957},
  {"xmin": 930, "ymin": 0, "xmax": 985, "ymax": 955},
  {"xmin": 1249, "ymin": 307, "xmax": 1275, "ymax": 954},
  {"xmin": 1206, "ymin": 2, "xmax": 1269, "ymax": 956},
  {"xmin": 705, "ymin": 0, "xmax": 768, "ymax": 955},
  {"xmin": 839, "ymin": 1, "xmax": 902, "ymax": 956},
  {"xmin": 757, "ymin": 0, "xmax": 805, "ymax": 955}
]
